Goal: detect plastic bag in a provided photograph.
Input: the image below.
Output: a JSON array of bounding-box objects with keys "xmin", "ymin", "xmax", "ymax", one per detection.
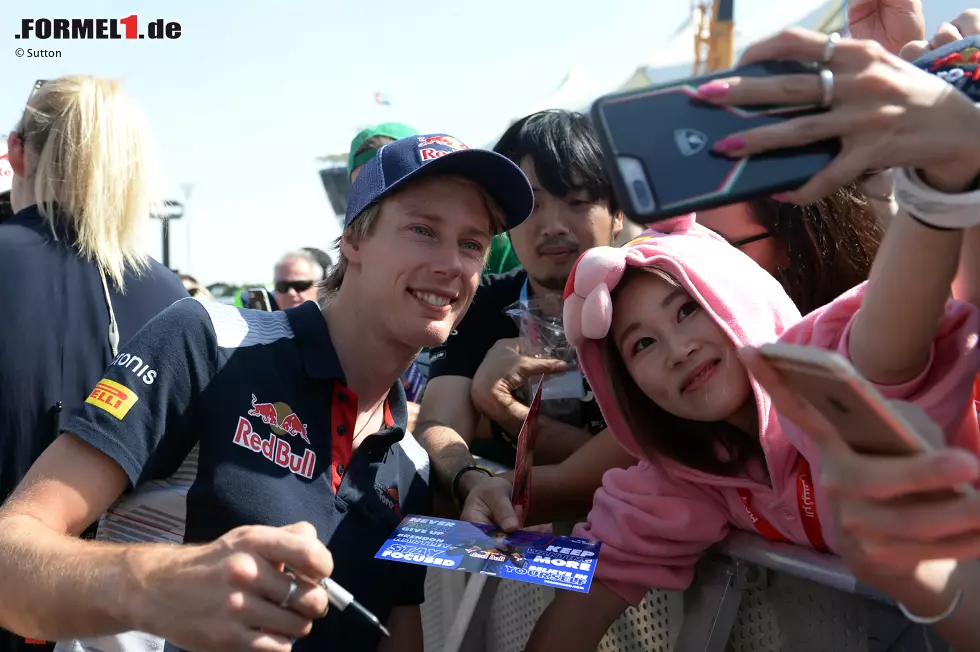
[{"xmin": 505, "ymin": 295, "xmax": 585, "ymax": 404}]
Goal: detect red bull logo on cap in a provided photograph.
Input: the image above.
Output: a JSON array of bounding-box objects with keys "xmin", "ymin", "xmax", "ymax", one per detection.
[
  {"xmin": 929, "ymin": 47, "xmax": 980, "ymax": 92},
  {"xmin": 417, "ymin": 134, "xmax": 469, "ymax": 162}
]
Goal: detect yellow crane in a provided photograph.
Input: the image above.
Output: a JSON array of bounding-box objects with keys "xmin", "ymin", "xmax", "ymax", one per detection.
[{"xmin": 692, "ymin": 0, "xmax": 735, "ymax": 74}]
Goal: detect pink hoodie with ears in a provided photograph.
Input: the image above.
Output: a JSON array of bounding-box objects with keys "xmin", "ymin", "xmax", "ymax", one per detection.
[{"xmin": 562, "ymin": 214, "xmax": 980, "ymax": 606}]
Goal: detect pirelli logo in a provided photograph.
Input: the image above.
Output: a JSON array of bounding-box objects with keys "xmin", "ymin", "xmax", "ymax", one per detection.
[{"xmin": 85, "ymin": 378, "xmax": 138, "ymax": 420}]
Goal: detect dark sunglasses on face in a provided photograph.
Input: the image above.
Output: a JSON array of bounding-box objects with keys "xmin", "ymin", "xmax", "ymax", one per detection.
[{"xmin": 275, "ymin": 280, "xmax": 315, "ymax": 294}]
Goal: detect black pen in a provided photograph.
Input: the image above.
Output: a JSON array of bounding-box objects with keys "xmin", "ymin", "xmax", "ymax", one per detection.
[{"xmin": 320, "ymin": 577, "xmax": 390, "ymax": 638}]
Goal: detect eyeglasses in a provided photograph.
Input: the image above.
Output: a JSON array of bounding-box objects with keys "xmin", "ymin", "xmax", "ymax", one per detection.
[
  {"xmin": 275, "ymin": 280, "xmax": 315, "ymax": 294},
  {"xmin": 729, "ymin": 232, "xmax": 773, "ymax": 248}
]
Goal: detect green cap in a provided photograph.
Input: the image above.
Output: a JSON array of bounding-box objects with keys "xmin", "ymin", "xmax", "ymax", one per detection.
[{"xmin": 347, "ymin": 122, "xmax": 419, "ymax": 179}]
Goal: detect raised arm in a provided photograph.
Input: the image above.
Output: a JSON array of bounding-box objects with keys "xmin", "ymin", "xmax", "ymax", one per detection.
[
  {"xmin": 696, "ymin": 28, "xmax": 980, "ymax": 384},
  {"xmin": 848, "ymin": 207, "xmax": 965, "ymax": 385}
]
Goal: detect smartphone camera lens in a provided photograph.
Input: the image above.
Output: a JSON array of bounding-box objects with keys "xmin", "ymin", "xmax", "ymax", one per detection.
[
  {"xmin": 631, "ymin": 179, "xmax": 653, "ymax": 212},
  {"xmin": 617, "ymin": 156, "xmax": 656, "ymax": 214}
]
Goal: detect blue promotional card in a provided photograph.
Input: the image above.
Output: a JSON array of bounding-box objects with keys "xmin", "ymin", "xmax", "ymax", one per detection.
[{"xmin": 375, "ymin": 516, "xmax": 602, "ymax": 593}]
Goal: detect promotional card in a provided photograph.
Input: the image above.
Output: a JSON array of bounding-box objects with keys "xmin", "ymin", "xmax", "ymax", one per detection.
[{"xmin": 376, "ymin": 517, "xmax": 602, "ymax": 593}]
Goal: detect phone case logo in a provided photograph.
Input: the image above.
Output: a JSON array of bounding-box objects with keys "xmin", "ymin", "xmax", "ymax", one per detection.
[{"xmin": 674, "ymin": 128, "xmax": 707, "ymax": 157}]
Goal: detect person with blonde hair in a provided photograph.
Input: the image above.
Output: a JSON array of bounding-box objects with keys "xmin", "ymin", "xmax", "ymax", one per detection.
[{"xmin": 0, "ymin": 75, "xmax": 186, "ymax": 652}]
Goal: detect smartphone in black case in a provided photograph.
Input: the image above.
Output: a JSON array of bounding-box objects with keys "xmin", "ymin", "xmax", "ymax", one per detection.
[{"xmin": 591, "ymin": 60, "xmax": 841, "ymax": 224}]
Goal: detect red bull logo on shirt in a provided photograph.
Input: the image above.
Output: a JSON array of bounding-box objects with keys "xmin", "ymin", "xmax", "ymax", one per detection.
[
  {"xmin": 417, "ymin": 135, "xmax": 469, "ymax": 162},
  {"xmin": 233, "ymin": 416, "xmax": 316, "ymax": 479},
  {"xmin": 247, "ymin": 394, "xmax": 310, "ymax": 444},
  {"xmin": 238, "ymin": 394, "xmax": 315, "ymax": 479}
]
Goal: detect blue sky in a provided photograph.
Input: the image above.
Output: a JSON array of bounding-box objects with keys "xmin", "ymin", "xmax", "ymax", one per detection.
[{"xmin": 0, "ymin": 0, "xmax": 969, "ymax": 284}]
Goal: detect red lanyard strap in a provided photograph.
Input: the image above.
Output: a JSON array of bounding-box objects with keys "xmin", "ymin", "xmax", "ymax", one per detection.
[{"xmin": 737, "ymin": 457, "xmax": 830, "ymax": 553}]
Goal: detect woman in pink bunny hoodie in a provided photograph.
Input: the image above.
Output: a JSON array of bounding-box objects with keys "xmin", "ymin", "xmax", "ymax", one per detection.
[{"xmin": 522, "ymin": 209, "xmax": 980, "ymax": 651}]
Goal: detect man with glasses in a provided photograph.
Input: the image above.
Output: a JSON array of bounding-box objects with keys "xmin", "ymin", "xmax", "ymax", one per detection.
[{"xmin": 274, "ymin": 250, "xmax": 323, "ymax": 310}]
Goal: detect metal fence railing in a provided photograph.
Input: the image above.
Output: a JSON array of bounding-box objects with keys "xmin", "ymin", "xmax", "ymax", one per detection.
[{"xmin": 421, "ymin": 529, "xmax": 952, "ymax": 652}]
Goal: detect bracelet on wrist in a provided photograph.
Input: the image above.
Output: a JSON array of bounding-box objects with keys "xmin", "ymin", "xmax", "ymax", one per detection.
[
  {"xmin": 897, "ymin": 588, "xmax": 963, "ymax": 625},
  {"xmin": 893, "ymin": 166, "xmax": 980, "ymax": 229},
  {"xmin": 450, "ymin": 464, "xmax": 493, "ymax": 510}
]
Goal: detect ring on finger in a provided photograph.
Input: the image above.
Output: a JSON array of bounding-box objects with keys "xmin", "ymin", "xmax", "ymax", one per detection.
[
  {"xmin": 818, "ymin": 67, "xmax": 835, "ymax": 108},
  {"xmin": 821, "ymin": 32, "xmax": 840, "ymax": 65},
  {"xmin": 280, "ymin": 580, "xmax": 299, "ymax": 608}
]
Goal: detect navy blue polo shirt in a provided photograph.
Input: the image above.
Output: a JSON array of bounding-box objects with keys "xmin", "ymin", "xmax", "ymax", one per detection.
[{"xmin": 62, "ymin": 299, "xmax": 432, "ymax": 652}]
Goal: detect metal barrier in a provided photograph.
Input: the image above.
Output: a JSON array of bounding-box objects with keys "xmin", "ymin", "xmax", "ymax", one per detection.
[{"xmin": 421, "ymin": 529, "xmax": 952, "ymax": 652}]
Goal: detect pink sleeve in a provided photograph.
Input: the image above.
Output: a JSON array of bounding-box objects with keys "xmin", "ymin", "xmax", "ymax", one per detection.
[
  {"xmin": 779, "ymin": 283, "xmax": 980, "ymax": 441},
  {"xmin": 572, "ymin": 461, "xmax": 729, "ymax": 606}
]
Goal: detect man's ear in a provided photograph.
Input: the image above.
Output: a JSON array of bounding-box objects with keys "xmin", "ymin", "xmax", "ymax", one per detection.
[
  {"xmin": 339, "ymin": 230, "xmax": 361, "ymax": 265},
  {"xmin": 612, "ymin": 210, "xmax": 624, "ymax": 237},
  {"xmin": 6, "ymin": 132, "xmax": 25, "ymax": 177}
]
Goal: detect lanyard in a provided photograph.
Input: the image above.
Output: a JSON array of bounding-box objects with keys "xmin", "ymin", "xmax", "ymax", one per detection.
[
  {"xmin": 520, "ymin": 278, "xmax": 541, "ymax": 345},
  {"xmin": 736, "ymin": 457, "xmax": 830, "ymax": 553}
]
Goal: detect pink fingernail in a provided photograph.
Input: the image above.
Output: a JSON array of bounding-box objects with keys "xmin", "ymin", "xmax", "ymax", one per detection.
[
  {"xmin": 713, "ymin": 136, "xmax": 746, "ymax": 153},
  {"xmin": 697, "ymin": 81, "xmax": 731, "ymax": 98},
  {"xmin": 771, "ymin": 193, "xmax": 792, "ymax": 202}
]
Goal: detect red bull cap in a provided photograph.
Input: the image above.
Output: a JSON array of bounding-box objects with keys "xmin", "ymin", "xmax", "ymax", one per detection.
[
  {"xmin": 913, "ymin": 36, "xmax": 980, "ymax": 103},
  {"xmin": 344, "ymin": 132, "xmax": 533, "ymax": 231}
]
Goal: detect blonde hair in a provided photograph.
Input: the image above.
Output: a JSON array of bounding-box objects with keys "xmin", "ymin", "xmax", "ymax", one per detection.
[
  {"xmin": 319, "ymin": 179, "xmax": 507, "ymax": 304},
  {"xmin": 16, "ymin": 75, "xmax": 159, "ymax": 290}
]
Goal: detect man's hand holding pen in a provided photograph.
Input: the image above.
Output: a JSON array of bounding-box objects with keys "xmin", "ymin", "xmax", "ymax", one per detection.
[{"xmin": 129, "ymin": 521, "xmax": 335, "ymax": 652}]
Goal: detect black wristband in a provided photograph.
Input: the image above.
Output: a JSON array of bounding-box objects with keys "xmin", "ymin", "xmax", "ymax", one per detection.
[{"xmin": 450, "ymin": 464, "xmax": 493, "ymax": 509}]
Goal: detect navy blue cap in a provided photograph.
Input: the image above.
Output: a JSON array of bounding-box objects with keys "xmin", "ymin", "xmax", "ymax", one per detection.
[
  {"xmin": 913, "ymin": 36, "xmax": 980, "ymax": 102},
  {"xmin": 344, "ymin": 133, "xmax": 534, "ymax": 231}
]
